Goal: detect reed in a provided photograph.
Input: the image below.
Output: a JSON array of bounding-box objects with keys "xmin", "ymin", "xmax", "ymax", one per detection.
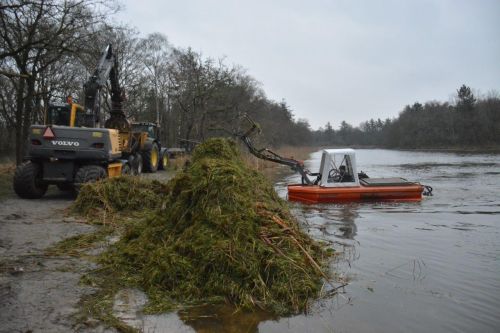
[{"xmin": 0, "ymin": 162, "xmax": 15, "ymax": 200}]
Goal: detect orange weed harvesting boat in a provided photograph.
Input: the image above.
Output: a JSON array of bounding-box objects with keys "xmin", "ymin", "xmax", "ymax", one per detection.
[
  {"xmin": 236, "ymin": 115, "xmax": 433, "ymax": 204},
  {"xmin": 287, "ymin": 149, "xmax": 430, "ymax": 204}
]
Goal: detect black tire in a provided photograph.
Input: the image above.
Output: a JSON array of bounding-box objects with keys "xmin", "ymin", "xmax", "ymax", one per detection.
[
  {"xmin": 13, "ymin": 161, "xmax": 48, "ymax": 199},
  {"xmin": 57, "ymin": 183, "xmax": 74, "ymax": 192},
  {"xmin": 142, "ymin": 142, "xmax": 159, "ymax": 173},
  {"xmin": 158, "ymin": 151, "xmax": 168, "ymax": 170},
  {"xmin": 134, "ymin": 154, "xmax": 143, "ymax": 175},
  {"xmin": 73, "ymin": 165, "xmax": 107, "ymax": 194},
  {"xmin": 121, "ymin": 163, "xmax": 131, "ymax": 175}
]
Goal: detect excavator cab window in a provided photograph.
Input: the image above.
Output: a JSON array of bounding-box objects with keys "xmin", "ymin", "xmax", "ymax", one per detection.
[
  {"xmin": 147, "ymin": 125, "xmax": 155, "ymax": 138},
  {"xmin": 46, "ymin": 105, "xmax": 71, "ymax": 126},
  {"xmin": 47, "ymin": 104, "xmax": 94, "ymax": 127},
  {"xmin": 132, "ymin": 124, "xmax": 156, "ymax": 139}
]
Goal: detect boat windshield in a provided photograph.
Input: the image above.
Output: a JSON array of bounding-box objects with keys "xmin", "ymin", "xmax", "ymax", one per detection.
[
  {"xmin": 319, "ymin": 149, "xmax": 359, "ymax": 187},
  {"xmin": 327, "ymin": 155, "xmax": 354, "ymax": 183}
]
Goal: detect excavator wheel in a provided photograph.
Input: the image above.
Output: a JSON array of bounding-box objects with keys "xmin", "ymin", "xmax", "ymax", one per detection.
[
  {"xmin": 121, "ymin": 163, "xmax": 132, "ymax": 175},
  {"xmin": 13, "ymin": 161, "xmax": 48, "ymax": 199},
  {"xmin": 158, "ymin": 150, "xmax": 168, "ymax": 170},
  {"xmin": 73, "ymin": 165, "xmax": 107, "ymax": 194},
  {"xmin": 142, "ymin": 142, "xmax": 159, "ymax": 173},
  {"xmin": 133, "ymin": 154, "xmax": 143, "ymax": 175}
]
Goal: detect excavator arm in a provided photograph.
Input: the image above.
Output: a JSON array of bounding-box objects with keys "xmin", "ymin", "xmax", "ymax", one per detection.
[
  {"xmin": 82, "ymin": 44, "xmax": 129, "ymax": 133},
  {"xmin": 83, "ymin": 45, "xmax": 114, "ymax": 125},
  {"xmin": 235, "ymin": 115, "xmax": 316, "ymax": 185},
  {"xmin": 106, "ymin": 49, "xmax": 129, "ymax": 132}
]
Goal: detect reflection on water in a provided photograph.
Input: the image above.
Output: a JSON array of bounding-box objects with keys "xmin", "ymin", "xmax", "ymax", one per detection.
[
  {"xmin": 294, "ymin": 203, "xmax": 360, "ymax": 240},
  {"xmin": 115, "ymin": 149, "xmax": 500, "ymax": 332},
  {"xmin": 178, "ymin": 305, "xmax": 276, "ymax": 333}
]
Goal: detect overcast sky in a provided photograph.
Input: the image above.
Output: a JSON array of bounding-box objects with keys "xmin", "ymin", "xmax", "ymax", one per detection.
[{"xmin": 115, "ymin": 0, "xmax": 500, "ymax": 129}]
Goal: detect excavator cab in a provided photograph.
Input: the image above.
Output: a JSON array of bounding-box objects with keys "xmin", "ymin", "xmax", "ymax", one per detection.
[
  {"xmin": 131, "ymin": 123, "xmax": 158, "ymax": 140},
  {"xmin": 46, "ymin": 97, "xmax": 94, "ymax": 128},
  {"xmin": 46, "ymin": 104, "xmax": 71, "ymax": 126}
]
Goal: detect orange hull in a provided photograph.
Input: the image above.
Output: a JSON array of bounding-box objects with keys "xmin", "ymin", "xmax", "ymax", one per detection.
[{"xmin": 288, "ymin": 184, "xmax": 424, "ymax": 204}]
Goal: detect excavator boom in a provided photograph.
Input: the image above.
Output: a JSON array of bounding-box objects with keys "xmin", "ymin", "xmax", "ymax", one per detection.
[
  {"xmin": 82, "ymin": 44, "xmax": 129, "ymax": 132},
  {"xmin": 235, "ymin": 114, "xmax": 316, "ymax": 185}
]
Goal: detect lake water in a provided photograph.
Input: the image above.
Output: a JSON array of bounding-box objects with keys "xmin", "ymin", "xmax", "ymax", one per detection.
[{"xmin": 140, "ymin": 149, "xmax": 500, "ymax": 332}]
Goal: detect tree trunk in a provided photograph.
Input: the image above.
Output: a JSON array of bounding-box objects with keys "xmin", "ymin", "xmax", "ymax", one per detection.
[
  {"xmin": 15, "ymin": 77, "xmax": 26, "ymax": 165},
  {"xmin": 21, "ymin": 76, "xmax": 36, "ymax": 161}
]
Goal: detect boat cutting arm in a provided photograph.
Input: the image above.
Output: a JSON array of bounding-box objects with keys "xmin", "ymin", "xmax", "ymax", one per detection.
[{"xmin": 237, "ymin": 115, "xmax": 316, "ymax": 185}]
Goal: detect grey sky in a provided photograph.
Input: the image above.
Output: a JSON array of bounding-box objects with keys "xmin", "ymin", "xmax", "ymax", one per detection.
[{"xmin": 116, "ymin": 0, "xmax": 500, "ymax": 129}]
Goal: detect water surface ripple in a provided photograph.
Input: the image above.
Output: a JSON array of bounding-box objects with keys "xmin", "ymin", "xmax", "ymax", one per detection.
[{"xmin": 261, "ymin": 149, "xmax": 500, "ymax": 333}]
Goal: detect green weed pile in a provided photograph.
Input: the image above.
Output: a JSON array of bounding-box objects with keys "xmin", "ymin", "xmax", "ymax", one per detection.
[
  {"xmin": 79, "ymin": 138, "xmax": 333, "ymax": 316},
  {"xmin": 72, "ymin": 176, "xmax": 168, "ymax": 216}
]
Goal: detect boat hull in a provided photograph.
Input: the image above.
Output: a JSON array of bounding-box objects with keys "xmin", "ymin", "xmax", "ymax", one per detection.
[{"xmin": 287, "ymin": 184, "xmax": 424, "ymax": 204}]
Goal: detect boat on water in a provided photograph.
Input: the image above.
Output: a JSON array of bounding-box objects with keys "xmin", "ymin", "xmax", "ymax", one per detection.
[
  {"xmin": 288, "ymin": 149, "xmax": 430, "ymax": 204},
  {"xmin": 235, "ymin": 114, "xmax": 432, "ymax": 204}
]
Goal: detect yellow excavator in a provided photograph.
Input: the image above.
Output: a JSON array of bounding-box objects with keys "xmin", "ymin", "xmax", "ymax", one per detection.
[{"xmin": 13, "ymin": 45, "xmax": 163, "ymax": 198}]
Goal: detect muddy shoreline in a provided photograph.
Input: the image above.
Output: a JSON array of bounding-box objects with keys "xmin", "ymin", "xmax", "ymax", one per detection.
[
  {"xmin": 0, "ymin": 171, "xmax": 177, "ymax": 333},
  {"xmin": 0, "ymin": 158, "xmax": 299, "ymax": 333},
  {"xmin": 0, "ymin": 190, "xmax": 107, "ymax": 332}
]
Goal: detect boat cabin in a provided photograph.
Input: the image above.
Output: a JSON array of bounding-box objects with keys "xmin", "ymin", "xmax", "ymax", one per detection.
[{"xmin": 318, "ymin": 149, "xmax": 359, "ymax": 187}]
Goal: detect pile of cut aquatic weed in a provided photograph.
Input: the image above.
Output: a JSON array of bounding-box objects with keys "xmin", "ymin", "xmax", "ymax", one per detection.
[
  {"xmin": 72, "ymin": 176, "xmax": 168, "ymax": 218},
  {"xmin": 84, "ymin": 138, "xmax": 334, "ymax": 317}
]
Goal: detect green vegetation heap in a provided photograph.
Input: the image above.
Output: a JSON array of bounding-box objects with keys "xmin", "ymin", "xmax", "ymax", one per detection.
[{"xmin": 74, "ymin": 138, "xmax": 334, "ymax": 316}]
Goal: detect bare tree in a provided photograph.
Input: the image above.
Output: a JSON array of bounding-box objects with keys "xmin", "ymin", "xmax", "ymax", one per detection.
[{"xmin": 0, "ymin": 0, "xmax": 117, "ymax": 163}]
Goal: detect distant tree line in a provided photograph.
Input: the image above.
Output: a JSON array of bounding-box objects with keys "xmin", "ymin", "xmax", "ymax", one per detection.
[
  {"xmin": 1, "ymin": 1, "xmax": 499, "ymax": 165},
  {"xmin": 312, "ymin": 85, "xmax": 500, "ymax": 149}
]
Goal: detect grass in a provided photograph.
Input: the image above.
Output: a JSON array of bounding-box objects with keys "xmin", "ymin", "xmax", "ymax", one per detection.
[
  {"xmin": 72, "ymin": 176, "xmax": 169, "ymax": 222},
  {"xmin": 167, "ymin": 155, "xmax": 189, "ymax": 170},
  {"xmin": 45, "ymin": 227, "xmax": 113, "ymax": 257},
  {"xmin": 0, "ymin": 163, "xmax": 15, "ymax": 201}
]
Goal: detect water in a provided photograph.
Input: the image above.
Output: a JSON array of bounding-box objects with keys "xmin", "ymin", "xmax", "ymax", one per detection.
[
  {"xmin": 135, "ymin": 149, "xmax": 500, "ymax": 332},
  {"xmin": 267, "ymin": 149, "xmax": 500, "ymax": 333}
]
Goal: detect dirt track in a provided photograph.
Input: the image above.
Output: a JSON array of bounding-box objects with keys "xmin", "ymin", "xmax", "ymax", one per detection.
[
  {"xmin": 0, "ymin": 188, "xmax": 111, "ymax": 332},
  {"xmin": 0, "ymin": 171, "xmax": 175, "ymax": 333}
]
